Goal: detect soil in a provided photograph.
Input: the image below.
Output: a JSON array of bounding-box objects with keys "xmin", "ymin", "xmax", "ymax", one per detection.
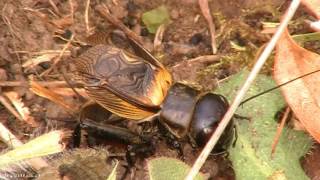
[{"xmin": 0, "ymin": 0, "xmax": 319, "ymax": 180}]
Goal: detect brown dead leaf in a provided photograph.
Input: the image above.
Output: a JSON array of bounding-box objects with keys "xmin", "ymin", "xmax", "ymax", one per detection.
[
  {"xmin": 30, "ymin": 80, "xmax": 78, "ymax": 115},
  {"xmin": 4, "ymin": 91, "xmax": 38, "ymax": 127},
  {"xmin": 274, "ymin": 29, "xmax": 320, "ymax": 142},
  {"xmin": 50, "ymin": 87, "xmax": 88, "ymax": 98},
  {"xmin": 301, "ymin": 0, "xmax": 320, "ymax": 19}
]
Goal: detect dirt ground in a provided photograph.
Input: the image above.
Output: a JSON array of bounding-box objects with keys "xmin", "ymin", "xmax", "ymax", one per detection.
[{"xmin": 0, "ymin": 0, "xmax": 319, "ymax": 179}]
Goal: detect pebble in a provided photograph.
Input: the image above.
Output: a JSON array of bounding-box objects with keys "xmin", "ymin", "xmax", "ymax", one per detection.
[
  {"xmin": 140, "ymin": 27, "xmax": 149, "ymax": 36},
  {"xmin": 189, "ymin": 33, "xmax": 203, "ymax": 45}
]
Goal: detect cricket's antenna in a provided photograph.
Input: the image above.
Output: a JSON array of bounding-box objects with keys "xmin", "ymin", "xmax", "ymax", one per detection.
[{"xmin": 240, "ymin": 69, "xmax": 320, "ymax": 106}]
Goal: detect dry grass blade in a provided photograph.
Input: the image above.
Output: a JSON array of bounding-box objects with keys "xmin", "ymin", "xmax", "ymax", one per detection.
[
  {"xmin": 48, "ymin": 0, "xmax": 61, "ymax": 16},
  {"xmin": 186, "ymin": 0, "xmax": 301, "ymax": 179},
  {"xmin": 0, "ymin": 95, "xmax": 23, "ymax": 122},
  {"xmin": 198, "ymin": 0, "xmax": 217, "ymax": 54},
  {"xmin": 30, "ymin": 80, "xmax": 78, "ymax": 115},
  {"xmin": 0, "ymin": 123, "xmax": 49, "ymax": 170},
  {"xmin": 85, "ymin": 0, "xmax": 91, "ymax": 34},
  {"xmin": 15, "ymin": 50, "xmax": 72, "ymax": 56},
  {"xmin": 153, "ymin": 24, "xmax": 165, "ymax": 52},
  {"xmin": 4, "ymin": 92, "xmax": 38, "ymax": 127},
  {"xmin": 0, "ymin": 122, "xmax": 23, "ymax": 148},
  {"xmin": 0, "ymin": 130, "xmax": 69, "ymax": 168}
]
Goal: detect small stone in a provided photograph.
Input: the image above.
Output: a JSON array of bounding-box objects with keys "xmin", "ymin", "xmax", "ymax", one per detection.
[
  {"xmin": 189, "ymin": 33, "xmax": 203, "ymax": 45},
  {"xmin": 140, "ymin": 27, "xmax": 149, "ymax": 36}
]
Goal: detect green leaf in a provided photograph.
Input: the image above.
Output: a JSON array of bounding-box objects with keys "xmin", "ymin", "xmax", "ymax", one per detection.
[
  {"xmin": 0, "ymin": 131, "xmax": 64, "ymax": 168},
  {"xmin": 214, "ymin": 70, "xmax": 312, "ymax": 180},
  {"xmin": 142, "ymin": 5, "xmax": 170, "ymax": 34},
  {"xmin": 292, "ymin": 32, "xmax": 320, "ymax": 44},
  {"xmin": 147, "ymin": 157, "xmax": 205, "ymax": 180}
]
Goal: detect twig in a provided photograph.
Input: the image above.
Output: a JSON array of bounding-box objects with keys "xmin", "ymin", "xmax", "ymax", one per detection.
[
  {"xmin": 69, "ymin": 0, "xmax": 75, "ymax": 22},
  {"xmin": 40, "ymin": 35, "xmax": 74, "ymax": 77},
  {"xmin": 271, "ymin": 107, "xmax": 290, "ymax": 158},
  {"xmin": 171, "ymin": 55, "xmax": 220, "ymax": 69},
  {"xmin": 112, "ymin": 0, "xmax": 119, "ymax": 5},
  {"xmin": 48, "ymin": 0, "xmax": 61, "ymax": 16},
  {"xmin": 60, "ymin": 66, "xmax": 85, "ymax": 101},
  {"xmin": 14, "ymin": 50, "xmax": 71, "ymax": 56},
  {"xmin": 198, "ymin": 0, "xmax": 217, "ymax": 54},
  {"xmin": 0, "ymin": 80, "xmax": 82, "ymax": 87},
  {"xmin": 96, "ymin": 4, "xmax": 144, "ymax": 45},
  {"xmin": 23, "ymin": 7, "xmax": 50, "ymax": 20},
  {"xmin": 53, "ymin": 34, "xmax": 87, "ymax": 45},
  {"xmin": 0, "ymin": 95, "xmax": 23, "ymax": 121},
  {"xmin": 185, "ymin": 1, "xmax": 301, "ymax": 179},
  {"xmin": 85, "ymin": 0, "xmax": 91, "ymax": 35}
]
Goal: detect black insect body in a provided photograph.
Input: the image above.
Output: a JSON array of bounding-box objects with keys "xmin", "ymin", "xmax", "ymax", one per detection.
[
  {"xmin": 73, "ymin": 37, "xmax": 235, "ymax": 156},
  {"xmin": 159, "ymin": 83, "xmax": 234, "ymax": 153},
  {"xmin": 191, "ymin": 93, "xmax": 234, "ymax": 152}
]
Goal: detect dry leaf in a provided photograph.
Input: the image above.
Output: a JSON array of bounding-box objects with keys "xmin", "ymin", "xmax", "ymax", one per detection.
[
  {"xmin": 301, "ymin": 0, "xmax": 320, "ymax": 19},
  {"xmin": 274, "ymin": 29, "xmax": 320, "ymax": 142},
  {"xmin": 30, "ymin": 80, "xmax": 78, "ymax": 115},
  {"xmin": 0, "ymin": 130, "xmax": 69, "ymax": 169},
  {"xmin": 22, "ymin": 54, "xmax": 57, "ymax": 71},
  {"xmin": 4, "ymin": 91, "xmax": 38, "ymax": 127},
  {"xmin": 50, "ymin": 87, "xmax": 88, "ymax": 98}
]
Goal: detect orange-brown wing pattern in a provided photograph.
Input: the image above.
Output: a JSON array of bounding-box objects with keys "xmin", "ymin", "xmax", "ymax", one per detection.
[
  {"xmin": 85, "ymin": 86, "xmax": 155, "ymax": 119},
  {"xmin": 74, "ymin": 44, "xmax": 172, "ymax": 120}
]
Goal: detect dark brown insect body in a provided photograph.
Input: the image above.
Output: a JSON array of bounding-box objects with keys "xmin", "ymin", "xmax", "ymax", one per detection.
[{"xmin": 74, "ymin": 39, "xmax": 234, "ymax": 153}]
